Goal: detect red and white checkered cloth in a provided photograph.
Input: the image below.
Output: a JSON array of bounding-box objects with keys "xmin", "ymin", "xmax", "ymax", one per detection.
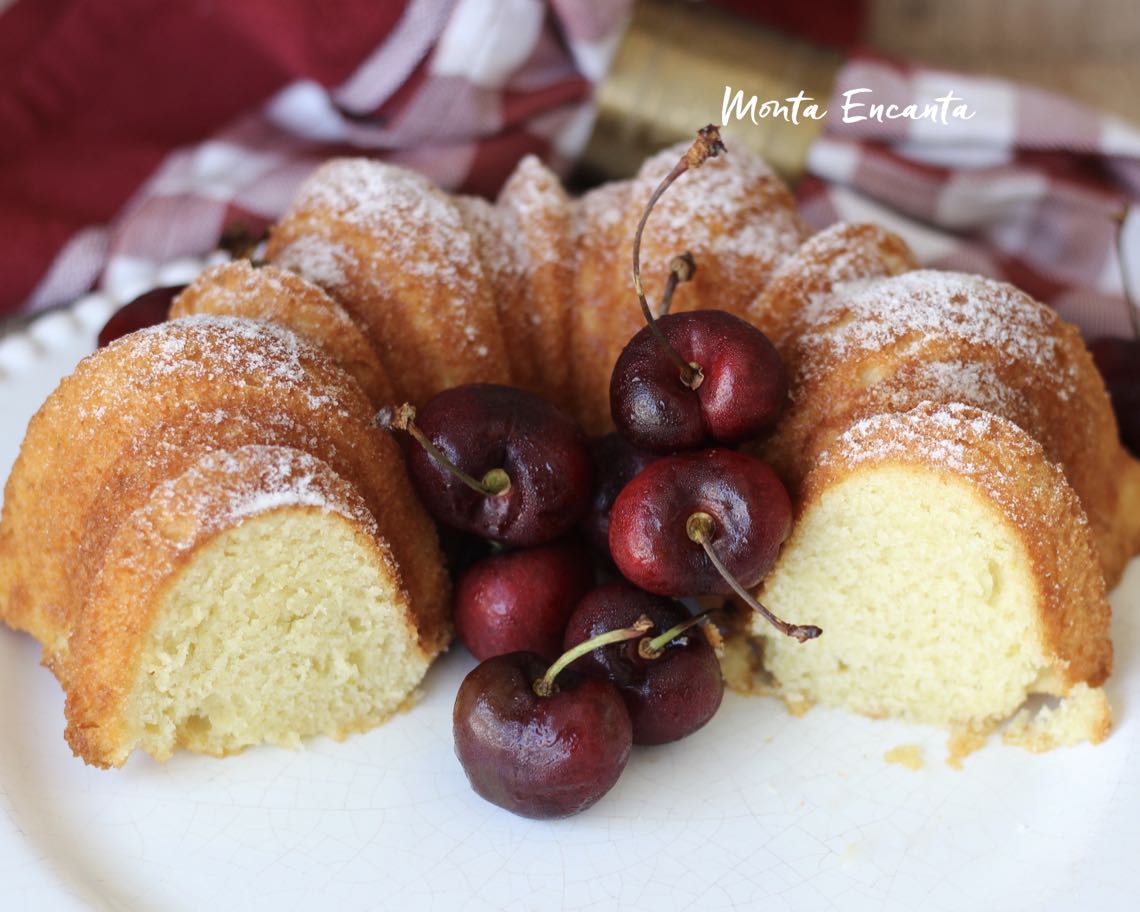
[
  {"xmin": 2, "ymin": 2, "xmax": 1138, "ymax": 344},
  {"xmin": 0, "ymin": 0, "xmax": 633, "ymax": 317},
  {"xmin": 799, "ymin": 57, "xmax": 1140, "ymax": 338}
]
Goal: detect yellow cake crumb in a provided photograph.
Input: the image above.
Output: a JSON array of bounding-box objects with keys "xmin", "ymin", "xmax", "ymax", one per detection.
[
  {"xmin": 1003, "ymin": 684, "xmax": 1112, "ymax": 752},
  {"xmin": 884, "ymin": 744, "xmax": 924, "ymax": 770},
  {"xmin": 946, "ymin": 725, "xmax": 991, "ymax": 769}
]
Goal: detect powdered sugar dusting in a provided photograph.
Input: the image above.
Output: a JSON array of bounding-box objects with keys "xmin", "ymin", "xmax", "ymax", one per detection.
[
  {"xmin": 501, "ymin": 156, "xmax": 562, "ymax": 217},
  {"xmin": 822, "ymin": 402, "xmax": 999, "ymax": 476},
  {"xmin": 630, "ymin": 142, "xmax": 806, "ymax": 267},
  {"xmin": 498, "ymin": 156, "xmax": 570, "ymax": 270},
  {"xmin": 293, "ymin": 159, "xmax": 479, "ymax": 301},
  {"xmin": 797, "ymin": 223, "xmax": 902, "ymax": 280},
  {"xmin": 761, "ymin": 222, "xmax": 915, "ymax": 317},
  {"xmin": 271, "ymin": 233, "xmax": 353, "ymax": 290},
  {"xmin": 573, "ymin": 182, "xmax": 625, "ymax": 244},
  {"xmin": 174, "ymin": 262, "xmax": 359, "ymax": 334},
  {"xmin": 797, "ymin": 271, "xmax": 1079, "ymax": 395},
  {"xmin": 82, "ymin": 316, "xmax": 358, "ymax": 435},
  {"xmin": 455, "ymin": 195, "xmax": 519, "ymax": 287},
  {"xmin": 142, "ymin": 446, "xmax": 379, "ymax": 549},
  {"xmin": 887, "ymin": 360, "xmax": 1028, "ymax": 416}
]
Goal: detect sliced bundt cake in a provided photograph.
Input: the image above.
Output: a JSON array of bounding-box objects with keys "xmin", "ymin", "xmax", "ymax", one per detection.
[
  {"xmin": 0, "ymin": 316, "xmax": 450, "ymax": 766},
  {"xmin": 745, "ymin": 403, "xmax": 1113, "ymax": 745},
  {"xmin": 65, "ymin": 445, "xmax": 437, "ymax": 767}
]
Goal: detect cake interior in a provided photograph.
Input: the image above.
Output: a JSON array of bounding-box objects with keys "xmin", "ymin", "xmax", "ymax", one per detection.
[
  {"xmin": 125, "ymin": 508, "xmax": 427, "ymax": 760},
  {"xmin": 754, "ymin": 464, "xmax": 1062, "ymax": 727}
]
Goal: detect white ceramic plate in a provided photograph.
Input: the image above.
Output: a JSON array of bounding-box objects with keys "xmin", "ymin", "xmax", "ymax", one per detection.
[{"xmin": 1, "ymin": 290, "xmax": 1138, "ymax": 912}]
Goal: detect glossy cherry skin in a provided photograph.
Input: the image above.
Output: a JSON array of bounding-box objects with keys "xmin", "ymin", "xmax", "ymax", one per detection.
[
  {"xmin": 453, "ymin": 652, "xmax": 632, "ymax": 819},
  {"xmin": 1090, "ymin": 337, "xmax": 1140, "ymax": 457},
  {"xmin": 454, "ymin": 539, "xmax": 593, "ymax": 662},
  {"xmin": 563, "ymin": 583, "xmax": 723, "ymax": 745},
  {"xmin": 406, "ymin": 384, "xmax": 593, "ymax": 546},
  {"xmin": 581, "ymin": 433, "xmax": 660, "ymax": 555},
  {"xmin": 610, "ymin": 310, "xmax": 787, "ymax": 451},
  {"xmin": 97, "ymin": 284, "xmax": 185, "ymax": 347},
  {"xmin": 608, "ymin": 448, "xmax": 792, "ymax": 597}
]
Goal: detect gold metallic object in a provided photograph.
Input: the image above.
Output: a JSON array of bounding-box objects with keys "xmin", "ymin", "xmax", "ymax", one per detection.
[{"xmin": 583, "ymin": 0, "xmax": 842, "ymax": 183}]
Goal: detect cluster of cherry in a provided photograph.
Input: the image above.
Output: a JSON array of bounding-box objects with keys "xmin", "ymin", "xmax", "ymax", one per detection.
[{"xmin": 386, "ymin": 127, "xmax": 819, "ymax": 819}]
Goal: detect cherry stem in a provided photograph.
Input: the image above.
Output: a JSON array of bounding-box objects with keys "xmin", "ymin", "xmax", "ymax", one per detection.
[
  {"xmin": 658, "ymin": 253, "xmax": 696, "ymax": 317},
  {"xmin": 631, "ymin": 125, "xmax": 725, "ymax": 390},
  {"xmin": 219, "ymin": 222, "xmax": 266, "ymax": 263},
  {"xmin": 1115, "ymin": 208, "xmax": 1140, "ymax": 341},
  {"xmin": 377, "ymin": 404, "xmax": 511, "ymax": 497},
  {"xmin": 638, "ymin": 609, "xmax": 713, "ymax": 659},
  {"xmin": 685, "ymin": 512, "xmax": 821, "ymax": 643},
  {"xmin": 534, "ymin": 616, "xmax": 655, "ymax": 697}
]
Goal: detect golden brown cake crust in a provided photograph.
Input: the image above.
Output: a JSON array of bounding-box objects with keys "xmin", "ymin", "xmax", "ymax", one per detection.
[
  {"xmin": 65, "ymin": 445, "xmax": 425, "ymax": 768},
  {"xmin": 745, "ymin": 221, "xmax": 917, "ymax": 346},
  {"xmin": 171, "ymin": 260, "xmax": 397, "ymax": 408},
  {"xmin": 266, "ymin": 159, "xmax": 512, "ymax": 406},
  {"xmin": 760, "ymin": 270, "xmax": 1140, "ymax": 586},
  {"xmin": 799, "ymin": 402, "xmax": 1112, "ymax": 689}
]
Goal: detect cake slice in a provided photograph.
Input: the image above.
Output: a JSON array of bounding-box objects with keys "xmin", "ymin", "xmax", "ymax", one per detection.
[
  {"xmin": 0, "ymin": 317, "xmax": 450, "ymax": 766},
  {"xmin": 742, "ymin": 402, "xmax": 1112, "ymax": 748},
  {"xmin": 66, "ymin": 446, "xmax": 434, "ymax": 767}
]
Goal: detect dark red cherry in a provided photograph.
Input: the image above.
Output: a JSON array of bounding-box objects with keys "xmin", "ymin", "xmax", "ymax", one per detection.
[
  {"xmin": 97, "ymin": 284, "xmax": 185, "ymax": 347},
  {"xmin": 393, "ymin": 384, "xmax": 593, "ymax": 546},
  {"xmin": 437, "ymin": 527, "xmax": 493, "ymax": 577},
  {"xmin": 1089, "ymin": 337, "xmax": 1140, "ymax": 457},
  {"xmin": 608, "ymin": 448, "xmax": 818, "ymax": 642},
  {"xmin": 610, "ymin": 310, "xmax": 787, "ymax": 451},
  {"xmin": 563, "ymin": 583, "xmax": 723, "ymax": 745},
  {"xmin": 454, "ymin": 539, "xmax": 593, "ymax": 662},
  {"xmin": 453, "ymin": 651, "xmax": 633, "ymax": 819},
  {"xmin": 609, "ymin": 448, "xmax": 791, "ymax": 596},
  {"xmin": 581, "ymin": 433, "xmax": 660, "ymax": 555}
]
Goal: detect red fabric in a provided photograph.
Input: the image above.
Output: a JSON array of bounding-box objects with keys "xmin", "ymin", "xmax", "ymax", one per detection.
[
  {"xmin": 0, "ymin": 0, "xmax": 624, "ymax": 317},
  {"xmin": 706, "ymin": 0, "xmax": 867, "ymax": 48},
  {"xmin": 0, "ymin": 0, "xmax": 408, "ymax": 312}
]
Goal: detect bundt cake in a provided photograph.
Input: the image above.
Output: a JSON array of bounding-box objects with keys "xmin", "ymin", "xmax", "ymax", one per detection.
[
  {"xmin": 1, "ymin": 139, "xmax": 1137, "ymax": 767},
  {"xmin": 0, "ymin": 316, "xmax": 449, "ymax": 767}
]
